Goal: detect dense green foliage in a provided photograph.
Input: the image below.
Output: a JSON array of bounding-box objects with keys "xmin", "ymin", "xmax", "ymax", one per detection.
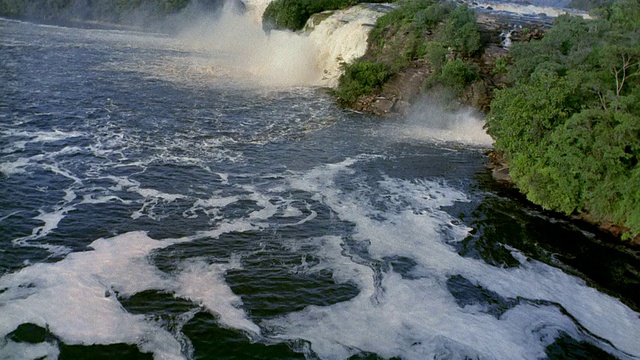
[
  {"xmin": 0, "ymin": 0, "xmax": 205, "ymax": 24},
  {"xmin": 334, "ymin": 61, "xmax": 390, "ymax": 103},
  {"xmin": 336, "ymin": 0, "xmax": 482, "ymax": 103},
  {"xmin": 431, "ymin": 58, "xmax": 479, "ymax": 93},
  {"xmin": 262, "ymin": 0, "xmax": 386, "ymax": 31},
  {"xmin": 485, "ymin": 0, "xmax": 640, "ymax": 238}
]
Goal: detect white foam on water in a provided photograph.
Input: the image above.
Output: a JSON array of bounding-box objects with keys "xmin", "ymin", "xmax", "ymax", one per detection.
[
  {"xmin": 43, "ymin": 163, "xmax": 83, "ymax": 184},
  {"xmin": 280, "ymin": 202, "xmax": 304, "ymax": 218},
  {"xmin": 0, "ymin": 231, "xmax": 182, "ymax": 358},
  {"xmin": 0, "ymin": 340, "xmax": 60, "ymax": 359},
  {"xmin": 11, "ymin": 206, "xmax": 75, "ymax": 256},
  {"xmin": 0, "ymin": 131, "xmax": 85, "ymax": 175},
  {"xmin": 183, "ymin": 192, "xmax": 240, "ymax": 220},
  {"xmin": 128, "ymin": 186, "xmax": 187, "ymax": 220},
  {"xmin": 1, "ymin": 140, "xmax": 27, "ymax": 154},
  {"xmin": 264, "ymin": 156, "xmax": 640, "ymax": 359},
  {"xmin": 32, "ymin": 209, "xmax": 72, "ymax": 238},
  {"xmin": 0, "ymin": 226, "xmax": 263, "ymax": 358},
  {"xmin": 0, "ymin": 157, "xmax": 30, "ymax": 176},
  {"xmin": 241, "ymin": 184, "xmax": 280, "ymax": 221},
  {"xmin": 281, "ymin": 203, "xmax": 317, "ymax": 226},
  {"xmin": 80, "ymin": 194, "xmax": 132, "ymax": 205},
  {"xmin": 175, "ymin": 257, "xmax": 261, "ymax": 335},
  {"xmin": 6, "ymin": 129, "xmax": 85, "ymax": 144}
]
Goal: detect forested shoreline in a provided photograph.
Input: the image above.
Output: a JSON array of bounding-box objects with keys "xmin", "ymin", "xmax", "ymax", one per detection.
[
  {"xmin": 486, "ymin": 0, "xmax": 640, "ymax": 241},
  {"xmin": 326, "ymin": 0, "xmax": 640, "ymax": 243}
]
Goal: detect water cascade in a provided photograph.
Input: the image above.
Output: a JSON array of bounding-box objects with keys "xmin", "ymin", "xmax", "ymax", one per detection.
[
  {"xmin": 172, "ymin": 1, "xmax": 391, "ymax": 87},
  {"xmin": 305, "ymin": 4, "xmax": 395, "ymax": 87}
]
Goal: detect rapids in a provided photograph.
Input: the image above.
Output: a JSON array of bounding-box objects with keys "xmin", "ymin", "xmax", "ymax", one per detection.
[{"xmin": 0, "ymin": 3, "xmax": 639, "ymax": 359}]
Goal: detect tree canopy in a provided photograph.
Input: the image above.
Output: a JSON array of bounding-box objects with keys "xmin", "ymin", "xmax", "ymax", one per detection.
[
  {"xmin": 336, "ymin": 0, "xmax": 482, "ymax": 104},
  {"xmin": 485, "ymin": 0, "xmax": 640, "ymax": 238}
]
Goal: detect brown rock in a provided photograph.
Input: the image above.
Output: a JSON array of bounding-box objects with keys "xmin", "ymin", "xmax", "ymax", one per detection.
[{"xmin": 371, "ymin": 98, "xmax": 395, "ymax": 115}]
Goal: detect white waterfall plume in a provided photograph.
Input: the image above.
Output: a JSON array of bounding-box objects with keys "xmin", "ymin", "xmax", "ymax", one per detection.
[
  {"xmin": 172, "ymin": 1, "xmax": 389, "ymax": 87},
  {"xmin": 306, "ymin": 4, "xmax": 393, "ymax": 87}
]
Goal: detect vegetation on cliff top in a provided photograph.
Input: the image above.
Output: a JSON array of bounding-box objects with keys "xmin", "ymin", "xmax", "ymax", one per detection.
[
  {"xmin": 335, "ymin": 0, "xmax": 482, "ymax": 104},
  {"xmin": 485, "ymin": 0, "xmax": 640, "ymax": 239}
]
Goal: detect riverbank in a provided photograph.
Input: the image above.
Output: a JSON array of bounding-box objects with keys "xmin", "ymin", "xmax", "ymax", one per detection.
[
  {"xmin": 486, "ymin": 150, "xmax": 640, "ymax": 247},
  {"xmin": 334, "ymin": 2, "xmax": 640, "ymax": 247}
]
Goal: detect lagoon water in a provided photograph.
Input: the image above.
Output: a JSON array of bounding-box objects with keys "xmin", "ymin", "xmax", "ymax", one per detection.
[{"xmin": 1, "ymin": 7, "xmax": 639, "ymax": 359}]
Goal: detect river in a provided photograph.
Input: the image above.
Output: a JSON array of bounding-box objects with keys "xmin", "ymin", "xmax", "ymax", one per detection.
[{"xmin": 1, "ymin": 6, "xmax": 639, "ymax": 359}]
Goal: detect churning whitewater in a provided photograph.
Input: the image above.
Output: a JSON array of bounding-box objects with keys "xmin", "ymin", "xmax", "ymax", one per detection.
[{"xmin": 1, "ymin": 2, "xmax": 639, "ymax": 359}]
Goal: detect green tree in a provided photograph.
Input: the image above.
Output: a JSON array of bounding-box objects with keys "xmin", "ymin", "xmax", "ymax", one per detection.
[
  {"xmin": 432, "ymin": 58, "xmax": 479, "ymax": 95},
  {"xmin": 436, "ymin": 4, "xmax": 481, "ymax": 57},
  {"xmin": 485, "ymin": 0, "xmax": 640, "ymax": 238},
  {"xmin": 335, "ymin": 61, "xmax": 390, "ymax": 104}
]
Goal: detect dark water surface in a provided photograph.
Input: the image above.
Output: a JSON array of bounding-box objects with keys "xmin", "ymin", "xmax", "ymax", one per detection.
[{"xmin": 1, "ymin": 17, "xmax": 639, "ymax": 359}]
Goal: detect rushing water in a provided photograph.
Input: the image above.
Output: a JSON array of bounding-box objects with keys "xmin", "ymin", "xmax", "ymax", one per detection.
[{"xmin": 1, "ymin": 8, "xmax": 640, "ymax": 360}]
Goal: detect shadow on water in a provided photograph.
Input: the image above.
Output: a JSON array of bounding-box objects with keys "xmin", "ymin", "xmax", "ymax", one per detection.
[
  {"xmin": 119, "ymin": 291, "xmax": 307, "ymax": 359},
  {"xmin": 7, "ymin": 323, "xmax": 153, "ymax": 359},
  {"xmin": 455, "ymin": 167, "xmax": 640, "ymax": 313}
]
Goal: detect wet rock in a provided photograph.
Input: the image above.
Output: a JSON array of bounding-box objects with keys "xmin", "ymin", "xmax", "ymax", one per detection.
[
  {"xmin": 487, "ymin": 150, "xmax": 512, "ymax": 184},
  {"xmin": 371, "ymin": 98, "xmax": 395, "ymax": 115}
]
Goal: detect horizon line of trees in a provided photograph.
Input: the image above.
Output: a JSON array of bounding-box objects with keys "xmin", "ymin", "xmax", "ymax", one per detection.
[{"xmin": 0, "ymin": 0, "xmax": 226, "ymax": 25}]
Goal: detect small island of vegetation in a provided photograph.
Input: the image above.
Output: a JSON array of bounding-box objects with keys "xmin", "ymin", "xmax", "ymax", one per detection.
[{"xmin": 334, "ymin": 0, "xmax": 482, "ymax": 104}]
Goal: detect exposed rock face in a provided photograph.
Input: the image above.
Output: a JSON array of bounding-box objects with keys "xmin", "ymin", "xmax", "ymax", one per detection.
[{"xmin": 487, "ymin": 151, "xmax": 512, "ymax": 183}]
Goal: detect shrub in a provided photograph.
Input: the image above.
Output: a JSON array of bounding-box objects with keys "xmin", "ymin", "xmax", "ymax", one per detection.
[
  {"xmin": 335, "ymin": 61, "xmax": 390, "ymax": 104},
  {"xmin": 436, "ymin": 4, "xmax": 481, "ymax": 56},
  {"xmin": 423, "ymin": 41, "xmax": 449, "ymax": 73},
  {"xmin": 424, "ymin": 58, "xmax": 479, "ymax": 95},
  {"xmin": 440, "ymin": 59, "xmax": 478, "ymax": 88}
]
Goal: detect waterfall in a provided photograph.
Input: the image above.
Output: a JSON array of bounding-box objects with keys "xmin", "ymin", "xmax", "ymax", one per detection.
[
  {"xmin": 173, "ymin": 1, "xmax": 391, "ymax": 88},
  {"xmin": 305, "ymin": 4, "xmax": 394, "ymax": 87}
]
